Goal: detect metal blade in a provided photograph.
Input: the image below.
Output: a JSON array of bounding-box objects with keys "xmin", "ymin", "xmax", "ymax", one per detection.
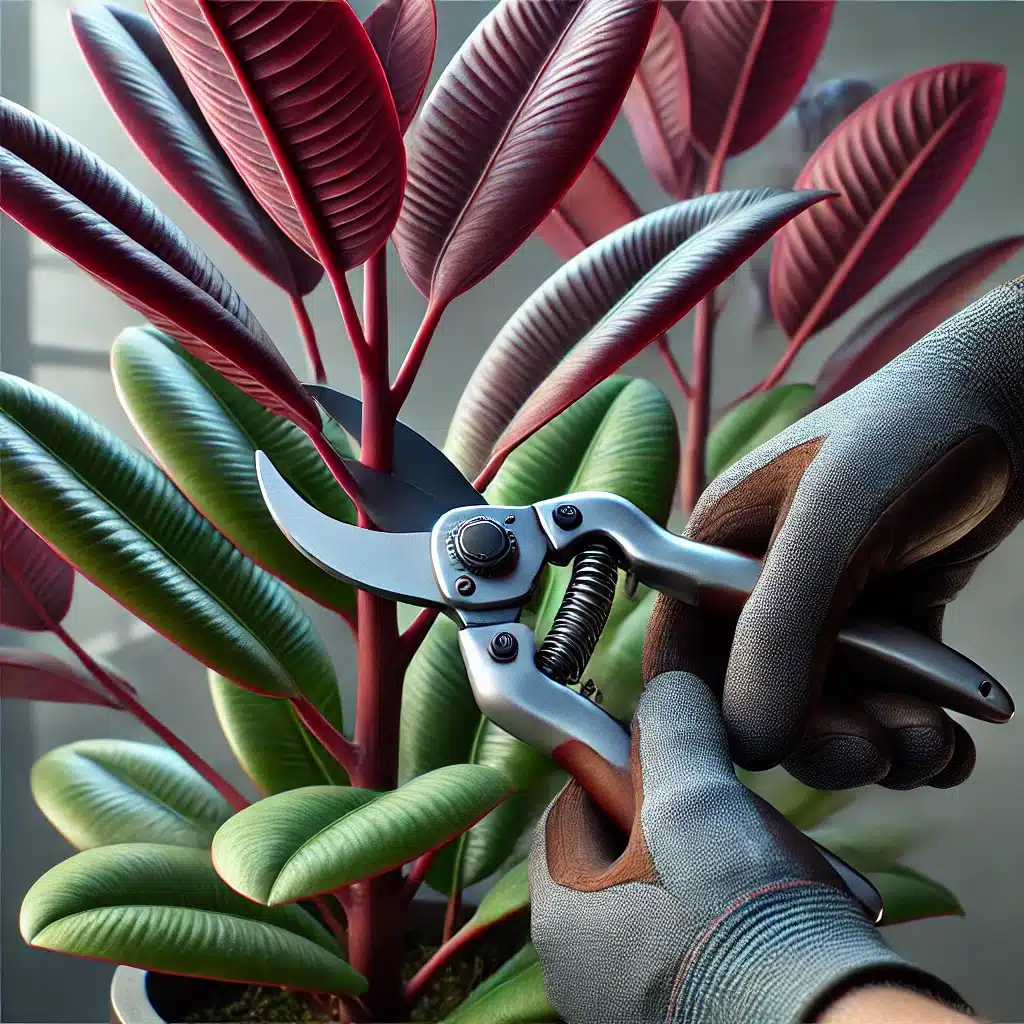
[
  {"xmin": 341, "ymin": 457, "xmax": 456, "ymax": 533},
  {"xmin": 305, "ymin": 384, "xmax": 487, "ymax": 512},
  {"xmin": 255, "ymin": 451, "xmax": 444, "ymax": 608}
]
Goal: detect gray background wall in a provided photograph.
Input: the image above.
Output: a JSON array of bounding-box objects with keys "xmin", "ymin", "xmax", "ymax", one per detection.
[{"xmin": 2, "ymin": 1, "xmax": 1023, "ymax": 1020}]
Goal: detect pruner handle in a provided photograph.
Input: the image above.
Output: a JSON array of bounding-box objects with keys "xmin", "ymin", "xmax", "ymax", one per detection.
[{"xmin": 459, "ymin": 622, "xmax": 884, "ymax": 924}]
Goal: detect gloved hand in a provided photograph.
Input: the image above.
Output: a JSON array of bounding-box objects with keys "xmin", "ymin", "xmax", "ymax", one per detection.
[
  {"xmin": 529, "ymin": 670, "xmax": 972, "ymax": 1024},
  {"xmin": 644, "ymin": 278, "xmax": 1024, "ymax": 790}
]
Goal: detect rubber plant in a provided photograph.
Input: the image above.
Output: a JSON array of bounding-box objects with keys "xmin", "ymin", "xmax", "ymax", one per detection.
[{"xmin": 0, "ymin": 2, "xmax": 992, "ymax": 1022}]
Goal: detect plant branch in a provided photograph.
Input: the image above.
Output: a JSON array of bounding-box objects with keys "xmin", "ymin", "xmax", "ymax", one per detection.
[
  {"xmin": 310, "ymin": 430, "xmax": 365, "ymax": 511},
  {"xmin": 391, "ymin": 300, "xmax": 445, "ymax": 413},
  {"xmin": 312, "ymin": 896, "xmax": 347, "ymax": 948},
  {"xmin": 331, "ymin": 268, "xmax": 371, "ymax": 364},
  {"xmin": 290, "ymin": 294, "xmax": 326, "ymax": 383},
  {"xmin": 656, "ymin": 334, "xmax": 691, "ymax": 399},
  {"xmin": 404, "ymin": 916, "xmax": 483, "ymax": 1009},
  {"xmin": 399, "ymin": 607, "xmax": 440, "ymax": 666},
  {"xmin": 291, "ymin": 694, "xmax": 360, "ymax": 777},
  {"xmin": 402, "ymin": 849, "xmax": 439, "ymax": 903},
  {"xmin": 363, "ymin": 249, "xmax": 389, "ymax": 361},
  {"xmin": 756, "ymin": 318, "xmax": 816, "ymax": 393},
  {"xmin": 7, "ymin": 563, "xmax": 248, "ymax": 812},
  {"xmin": 681, "ymin": 299, "xmax": 716, "ymax": 513},
  {"xmin": 442, "ymin": 885, "xmax": 462, "ymax": 944}
]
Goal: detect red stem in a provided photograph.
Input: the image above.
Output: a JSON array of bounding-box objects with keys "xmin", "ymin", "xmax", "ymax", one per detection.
[
  {"xmin": 391, "ymin": 300, "xmax": 445, "ymax": 413},
  {"xmin": 756, "ymin": 318, "xmax": 816, "ymax": 394},
  {"xmin": 291, "ymin": 694, "xmax": 360, "ymax": 777},
  {"xmin": 681, "ymin": 299, "xmax": 716, "ymax": 513},
  {"xmin": 7, "ymin": 563, "xmax": 248, "ymax": 812},
  {"xmin": 312, "ymin": 896, "xmax": 347, "ymax": 948},
  {"xmin": 656, "ymin": 334, "xmax": 691, "ymax": 400},
  {"xmin": 404, "ymin": 918, "xmax": 477, "ymax": 1009},
  {"xmin": 342, "ymin": 249, "xmax": 407, "ymax": 1022},
  {"xmin": 442, "ymin": 886, "xmax": 462, "ymax": 943},
  {"xmin": 399, "ymin": 607, "xmax": 440, "ymax": 666},
  {"xmin": 290, "ymin": 294, "xmax": 326, "ymax": 384},
  {"xmin": 310, "ymin": 430, "xmax": 365, "ymax": 511},
  {"xmin": 402, "ymin": 848, "xmax": 439, "ymax": 903}
]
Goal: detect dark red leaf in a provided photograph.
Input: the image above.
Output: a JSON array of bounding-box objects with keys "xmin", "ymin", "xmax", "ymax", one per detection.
[
  {"xmin": 483, "ymin": 188, "xmax": 830, "ymax": 480},
  {"xmin": 1, "ymin": 504, "xmax": 74, "ymax": 632},
  {"xmin": 681, "ymin": 0, "xmax": 835, "ymax": 159},
  {"xmin": 534, "ymin": 156, "xmax": 642, "ymax": 262},
  {"xmin": 0, "ymin": 98, "xmax": 319, "ymax": 429},
  {"xmin": 0, "ymin": 648, "xmax": 128, "ymax": 707},
  {"xmin": 393, "ymin": 0, "xmax": 658, "ymax": 310},
  {"xmin": 771, "ymin": 63, "xmax": 1006, "ymax": 348},
  {"xmin": 621, "ymin": 5, "xmax": 704, "ymax": 200},
  {"xmin": 72, "ymin": 3, "xmax": 323, "ymax": 297},
  {"xmin": 364, "ymin": 0, "xmax": 437, "ymax": 133},
  {"xmin": 814, "ymin": 235, "xmax": 1024, "ymax": 406},
  {"xmin": 452, "ymin": 189, "xmax": 802, "ymax": 479},
  {"xmin": 145, "ymin": 0, "xmax": 406, "ymax": 272}
]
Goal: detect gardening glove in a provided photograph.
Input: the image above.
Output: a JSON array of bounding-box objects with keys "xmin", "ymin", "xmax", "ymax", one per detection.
[
  {"xmin": 644, "ymin": 278, "xmax": 1024, "ymax": 790},
  {"xmin": 528, "ymin": 670, "xmax": 972, "ymax": 1024}
]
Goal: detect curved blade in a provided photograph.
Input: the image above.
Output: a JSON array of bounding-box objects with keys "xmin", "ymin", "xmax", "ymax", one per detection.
[
  {"xmin": 341, "ymin": 458, "xmax": 457, "ymax": 533},
  {"xmin": 305, "ymin": 384, "xmax": 487, "ymax": 512},
  {"xmin": 255, "ymin": 452, "xmax": 443, "ymax": 608}
]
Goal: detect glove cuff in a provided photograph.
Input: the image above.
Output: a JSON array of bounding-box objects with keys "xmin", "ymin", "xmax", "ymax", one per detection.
[{"xmin": 668, "ymin": 881, "xmax": 971, "ymax": 1024}]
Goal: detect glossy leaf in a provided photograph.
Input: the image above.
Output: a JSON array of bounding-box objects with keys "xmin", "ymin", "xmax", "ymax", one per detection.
[
  {"xmin": 794, "ymin": 77, "xmax": 878, "ymax": 157},
  {"xmin": 145, "ymin": 0, "xmax": 405, "ymax": 271},
  {"xmin": 680, "ymin": 0, "xmax": 835, "ymax": 158},
  {"xmin": 209, "ymin": 671, "xmax": 349, "ymax": 796},
  {"xmin": 364, "ymin": 0, "xmax": 437, "ymax": 132},
  {"xmin": 441, "ymin": 958, "xmax": 555, "ymax": 1024},
  {"xmin": 1, "ymin": 502, "xmax": 74, "ymax": 631},
  {"xmin": 0, "ymin": 648, "xmax": 126, "ymax": 708},
  {"xmin": 621, "ymin": 6, "xmax": 703, "ymax": 200},
  {"xmin": 771, "ymin": 63, "xmax": 1006, "ymax": 343},
  {"xmin": 31, "ymin": 739, "xmax": 233, "ymax": 851},
  {"xmin": 811, "ymin": 836, "xmax": 961, "ymax": 925},
  {"xmin": 705, "ymin": 384, "xmax": 814, "ymax": 480},
  {"xmin": 111, "ymin": 326, "xmax": 356, "ymax": 615},
  {"xmin": 212, "ymin": 767, "xmax": 508, "ymax": 905},
  {"xmin": 808, "ymin": 823, "xmax": 928, "ymax": 869},
  {"xmin": 20, "ymin": 844, "xmax": 364, "ymax": 994},
  {"xmin": 393, "ymin": 0, "xmax": 658, "ymax": 308},
  {"xmin": 71, "ymin": 3, "xmax": 323, "ymax": 297},
  {"xmin": 0, "ymin": 373, "xmax": 340, "ymax": 702},
  {"xmin": 459, "ymin": 860, "xmax": 530, "ymax": 940},
  {"xmin": 490, "ymin": 189, "xmax": 829, "ymax": 473},
  {"xmin": 534, "ymin": 156, "xmax": 642, "ymax": 262},
  {"xmin": 457, "ymin": 943, "xmax": 541, "ymax": 1016},
  {"xmin": 447, "ymin": 189, "xmax": 810, "ymax": 478},
  {"xmin": 737, "ymin": 767, "xmax": 854, "ymax": 831},
  {"xmin": 814, "ymin": 235, "xmax": 1024, "ymax": 406},
  {"xmin": 0, "ymin": 99, "xmax": 318, "ymax": 428}
]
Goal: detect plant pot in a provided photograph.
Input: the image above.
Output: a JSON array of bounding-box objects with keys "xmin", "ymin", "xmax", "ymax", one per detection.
[{"xmin": 109, "ymin": 897, "xmax": 530, "ymax": 1023}]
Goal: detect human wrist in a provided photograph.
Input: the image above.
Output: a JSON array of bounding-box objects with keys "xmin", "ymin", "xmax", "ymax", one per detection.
[
  {"xmin": 816, "ymin": 983, "xmax": 976, "ymax": 1024},
  {"xmin": 667, "ymin": 882, "xmax": 970, "ymax": 1024}
]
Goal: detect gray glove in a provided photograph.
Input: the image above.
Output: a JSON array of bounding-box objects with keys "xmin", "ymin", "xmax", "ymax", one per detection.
[
  {"xmin": 644, "ymin": 278, "xmax": 1024, "ymax": 790},
  {"xmin": 529, "ymin": 671, "xmax": 972, "ymax": 1024}
]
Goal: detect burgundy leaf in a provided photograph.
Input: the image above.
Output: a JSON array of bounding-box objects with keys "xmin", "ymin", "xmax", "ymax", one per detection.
[
  {"xmin": 534, "ymin": 156, "xmax": 642, "ymax": 262},
  {"xmin": 814, "ymin": 235, "xmax": 1024, "ymax": 406},
  {"xmin": 681, "ymin": 0, "xmax": 835, "ymax": 159},
  {"xmin": 393, "ymin": 0, "xmax": 658, "ymax": 310},
  {"xmin": 483, "ymin": 189, "xmax": 830, "ymax": 480},
  {"xmin": 621, "ymin": 5, "xmax": 704, "ymax": 200},
  {"xmin": 0, "ymin": 648, "xmax": 128, "ymax": 708},
  {"xmin": 1, "ymin": 504, "xmax": 74, "ymax": 632},
  {"xmin": 451, "ymin": 189, "xmax": 790, "ymax": 478},
  {"xmin": 770, "ymin": 63, "xmax": 1006, "ymax": 350},
  {"xmin": 72, "ymin": 3, "xmax": 323, "ymax": 297},
  {"xmin": 364, "ymin": 0, "xmax": 437, "ymax": 133},
  {"xmin": 145, "ymin": 0, "xmax": 406, "ymax": 272},
  {"xmin": 0, "ymin": 99, "xmax": 319, "ymax": 428}
]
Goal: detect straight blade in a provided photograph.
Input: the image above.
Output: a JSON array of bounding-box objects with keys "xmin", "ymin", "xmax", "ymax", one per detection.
[{"xmin": 255, "ymin": 451, "xmax": 444, "ymax": 609}]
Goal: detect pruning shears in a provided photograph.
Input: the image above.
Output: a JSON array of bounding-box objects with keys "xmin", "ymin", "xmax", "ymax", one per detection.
[{"xmin": 257, "ymin": 383, "xmax": 1014, "ymax": 925}]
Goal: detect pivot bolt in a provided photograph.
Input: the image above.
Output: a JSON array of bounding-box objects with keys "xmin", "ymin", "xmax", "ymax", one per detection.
[
  {"xmin": 455, "ymin": 575, "xmax": 476, "ymax": 596},
  {"xmin": 553, "ymin": 504, "xmax": 582, "ymax": 530},
  {"xmin": 450, "ymin": 516, "xmax": 517, "ymax": 577},
  {"xmin": 488, "ymin": 631, "xmax": 519, "ymax": 663}
]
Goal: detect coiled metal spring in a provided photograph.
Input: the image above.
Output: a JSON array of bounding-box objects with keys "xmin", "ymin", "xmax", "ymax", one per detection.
[{"xmin": 535, "ymin": 541, "xmax": 619, "ymax": 687}]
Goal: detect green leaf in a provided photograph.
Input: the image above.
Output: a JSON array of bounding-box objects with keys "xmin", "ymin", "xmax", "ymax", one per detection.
[
  {"xmin": 209, "ymin": 671, "xmax": 348, "ymax": 795},
  {"xmin": 705, "ymin": 383, "xmax": 814, "ymax": 480},
  {"xmin": 737, "ymin": 766, "xmax": 856, "ymax": 831},
  {"xmin": 20, "ymin": 843, "xmax": 364, "ymax": 995},
  {"xmin": 808, "ymin": 823, "xmax": 930, "ymax": 869},
  {"xmin": 212, "ymin": 766, "xmax": 510, "ymax": 905},
  {"xmin": 0, "ymin": 372, "xmax": 339, "ymax": 701},
  {"xmin": 461, "ymin": 861, "xmax": 530, "ymax": 940},
  {"xmin": 30, "ymin": 739, "xmax": 233, "ymax": 851},
  {"xmin": 403, "ymin": 378, "xmax": 676, "ymax": 892},
  {"xmin": 111, "ymin": 327, "xmax": 357, "ymax": 615},
  {"xmin": 457, "ymin": 943, "xmax": 541, "ymax": 1015},
  {"xmin": 442, "ymin": 959, "xmax": 556, "ymax": 1024},
  {"xmin": 869, "ymin": 864, "xmax": 964, "ymax": 926}
]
